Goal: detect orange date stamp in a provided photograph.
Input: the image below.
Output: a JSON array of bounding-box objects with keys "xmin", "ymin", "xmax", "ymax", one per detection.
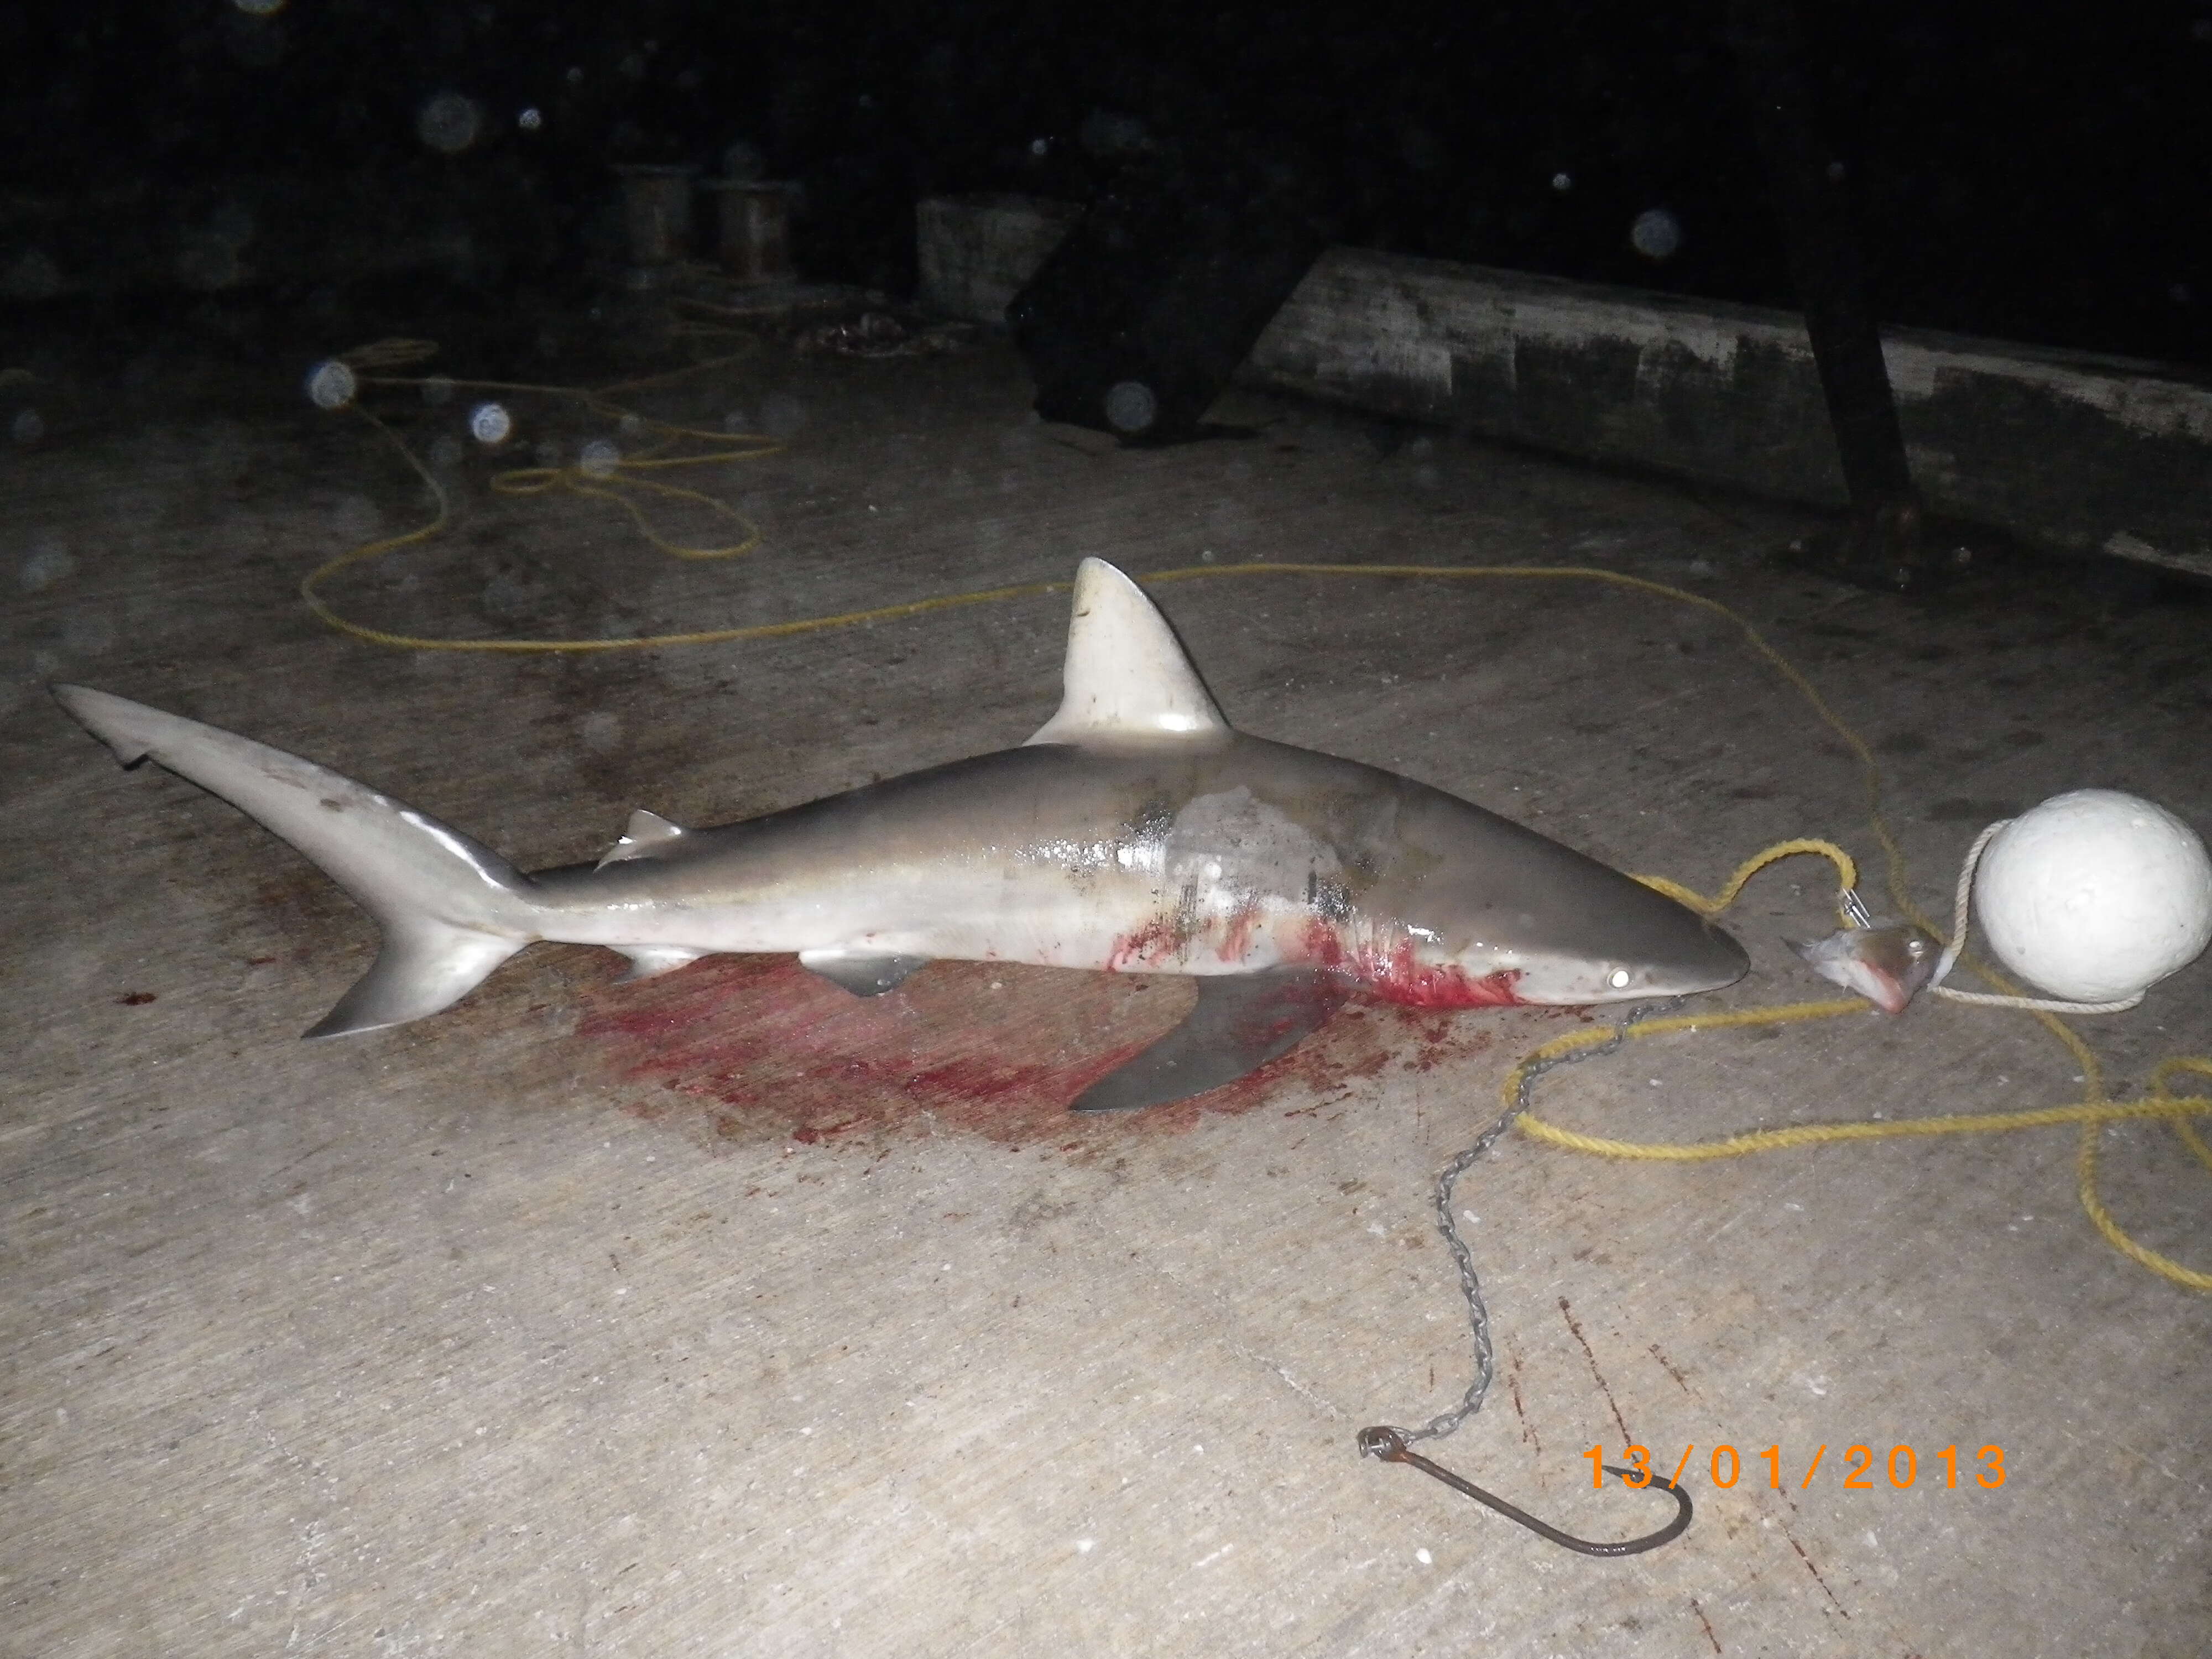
[{"xmin": 1592, "ymin": 1443, "xmax": 2007, "ymax": 1491}]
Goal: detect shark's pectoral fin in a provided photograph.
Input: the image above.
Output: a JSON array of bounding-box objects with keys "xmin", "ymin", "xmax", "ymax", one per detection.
[
  {"xmin": 798, "ymin": 948, "xmax": 931, "ymax": 997},
  {"xmin": 616, "ymin": 945, "xmax": 709, "ymax": 982},
  {"xmin": 1071, "ymin": 967, "xmax": 1350, "ymax": 1113}
]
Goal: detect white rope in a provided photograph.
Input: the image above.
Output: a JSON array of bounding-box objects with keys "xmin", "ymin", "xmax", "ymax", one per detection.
[{"xmin": 1928, "ymin": 817, "xmax": 2146, "ymax": 1014}]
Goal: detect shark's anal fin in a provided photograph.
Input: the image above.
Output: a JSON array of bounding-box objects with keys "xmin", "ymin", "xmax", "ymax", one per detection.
[
  {"xmin": 597, "ymin": 808, "xmax": 686, "ymax": 869},
  {"xmin": 616, "ymin": 945, "xmax": 709, "ymax": 983},
  {"xmin": 1026, "ymin": 559, "xmax": 1232, "ymax": 747},
  {"xmin": 1071, "ymin": 967, "xmax": 1350, "ymax": 1113},
  {"xmin": 798, "ymin": 948, "xmax": 930, "ymax": 997}
]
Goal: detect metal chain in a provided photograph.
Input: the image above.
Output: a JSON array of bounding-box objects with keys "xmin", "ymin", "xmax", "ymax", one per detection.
[{"xmin": 1380, "ymin": 997, "xmax": 1686, "ymax": 1448}]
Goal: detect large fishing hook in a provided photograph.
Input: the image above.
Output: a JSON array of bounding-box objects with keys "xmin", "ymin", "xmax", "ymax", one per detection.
[{"xmin": 1358, "ymin": 1427, "xmax": 1693, "ymax": 1557}]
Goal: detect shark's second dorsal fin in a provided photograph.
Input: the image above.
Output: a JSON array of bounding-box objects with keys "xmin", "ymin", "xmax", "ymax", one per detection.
[
  {"xmin": 597, "ymin": 808, "xmax": 686, "ymax": 869},
  {"xmin": 1026, "ymin": 559, "xmax": 1230, "ymax": 747}
]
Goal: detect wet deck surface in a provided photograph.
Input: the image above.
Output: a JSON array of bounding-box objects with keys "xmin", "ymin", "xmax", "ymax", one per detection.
[{"xmin": 5, "ymin": 311, "xmax": 2209, "ymax": 1656}]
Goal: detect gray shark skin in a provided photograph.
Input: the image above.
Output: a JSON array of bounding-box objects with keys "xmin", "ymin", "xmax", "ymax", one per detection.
[{"xmin": 54, "ymin": 559, "xmax": 1747, "ymax": 1112}]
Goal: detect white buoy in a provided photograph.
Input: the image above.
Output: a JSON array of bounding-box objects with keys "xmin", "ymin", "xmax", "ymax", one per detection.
[{"xmin": 1973, "ymin": 790, "xmax": 2212, "ymax": 1003}]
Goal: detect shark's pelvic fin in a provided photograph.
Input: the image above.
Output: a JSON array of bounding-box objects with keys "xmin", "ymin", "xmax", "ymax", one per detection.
[
  {"xmin": 1026, "ymin": 559, "xmax": 1231, "ymax": 747},
  {"xmin": 597, "ymin": 808, "xmax": 686, "ymax": 869},
  {"xmin": 617, "ymin": 944, "xmax": 709, "ymax": 982},
  {"xmin": 1070, "ymin": 967, "xmax": 1349, "ymax": 1112},
  {"xmin": 53, "ymin": 685, "xmax": 541, "ymax": 1039},
  {"xmin": 798, "ymin": 947, "xmax": 931, "ymax": 997}
]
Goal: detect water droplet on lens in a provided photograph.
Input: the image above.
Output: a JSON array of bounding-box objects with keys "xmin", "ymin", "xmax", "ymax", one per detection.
[
  {"xmin": 305, "ymin": 359, "xmax": 357, "ymax": 410},
  {"xmin": 1104, "ymin": 380, "xmax": 1156, "ymax": 434},
  {"xmin": 416, "ymin": 91, "xmax": 483, "ymax": 156},
  {"xmin": 19, "ymin": 538, "xmax": 74, "ymax": 592},
  {"xmin": 469, "ymin": 402, "xmax": 512, "ymax": 446},
  {"xmin": 580, "ymin": 711, "xmax": 622, "ymax": 753},
  {"xmin": 1629, "ymin": 207, "xmax": 1683, "ymax": 261}
]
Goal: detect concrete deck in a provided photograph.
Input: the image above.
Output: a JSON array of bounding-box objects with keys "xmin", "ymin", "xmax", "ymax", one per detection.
[{"xmin": 4, "ymin": 319, "xmax": 2209, "ymax": 1657}]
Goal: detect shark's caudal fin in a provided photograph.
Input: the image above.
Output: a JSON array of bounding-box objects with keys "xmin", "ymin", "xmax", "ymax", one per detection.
[
  {"xmin": 1026, "ymin": 559, "xmax": 1231, "ymax": 746},
  {"xmin": 53, "ymin": 686, "xmax": 542, "ymax": 1038}
]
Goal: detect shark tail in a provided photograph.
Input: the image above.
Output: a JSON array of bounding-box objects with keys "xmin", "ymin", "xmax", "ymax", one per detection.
[{"xmin": 54, "ymin": 685, "xmax": 544, "ymax": 1038}]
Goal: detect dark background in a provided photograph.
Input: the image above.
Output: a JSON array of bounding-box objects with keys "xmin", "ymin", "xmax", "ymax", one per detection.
[{"xmin": 2, "ymin": 0, "xmax": 2208, "ymax": 367}]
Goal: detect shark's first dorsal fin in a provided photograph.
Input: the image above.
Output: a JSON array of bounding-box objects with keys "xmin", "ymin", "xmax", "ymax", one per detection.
[
  {"xmin": 1026, "ymin": 559, "xmax": 1231, "ymax": 747},
  {"xmin": 597, "ymin": 807, "xmax": 686, "ymax": 869}
]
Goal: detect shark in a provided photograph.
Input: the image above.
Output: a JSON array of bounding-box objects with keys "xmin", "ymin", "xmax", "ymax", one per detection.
[{"xmin": 54, "ymin": 559, "xmax": 1747, "ymax": 1112}]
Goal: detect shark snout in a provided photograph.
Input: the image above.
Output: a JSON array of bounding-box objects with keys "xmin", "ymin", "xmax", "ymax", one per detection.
[
  {"xmin": 1484, "ymin": 911, "xmax": 1747, "ymax": 1005},
  {"xmin": 1663, "ymin": 919, "xmax": 1751, "ymax": 994},
  {"xmin": 1539, "ymin": 914, "xmax": 1750, "ymax": 1003},
  {"xmin": 1617, "ymin": 917, "xmax": 1750, "ymax": 999}
]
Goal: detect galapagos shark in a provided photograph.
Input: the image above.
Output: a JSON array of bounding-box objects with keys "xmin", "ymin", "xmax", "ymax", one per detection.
[{"xmin": 54, "ymin": 559, "xmax": 1747, "ymax": 1112}]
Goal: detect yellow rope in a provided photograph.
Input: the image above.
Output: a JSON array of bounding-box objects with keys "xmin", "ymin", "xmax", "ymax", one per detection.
[
  {"xmin": 1509, "ymin": 1006, "xmax": 2211, "ymax": 1156},
  {"xmin": 1507, "ymin": 1005, "xmax": 2212, "ymax": 1292},
  {"xmin": 297, "ymin": 358, "xmax": 2211, "ymax": 1290},
  {"xmin": 1503, "ymin": 845, "xmax": 2211, "ymax": 1291},
  {"xmin": 301, "ymin": 343, "xmax": 787, "ymax": 652},
  {"xmin": 1630, "ymin": 838, "xmax": 1859, "ymax": 925}
]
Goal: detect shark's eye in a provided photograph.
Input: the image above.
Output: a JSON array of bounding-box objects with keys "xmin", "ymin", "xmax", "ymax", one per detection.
[{"xmin": 1608, "ymin": 968, "xmax": 1631, "ymax": 989}]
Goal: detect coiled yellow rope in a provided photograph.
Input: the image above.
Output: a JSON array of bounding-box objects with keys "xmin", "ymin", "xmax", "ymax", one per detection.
[
  {"xmin": 298, "ymin": 347, "xmax": 2212, "ymax": 1290},
  {"xmin": 299, "ymin": 340, "xmax": 783, "ymax": 651}
]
